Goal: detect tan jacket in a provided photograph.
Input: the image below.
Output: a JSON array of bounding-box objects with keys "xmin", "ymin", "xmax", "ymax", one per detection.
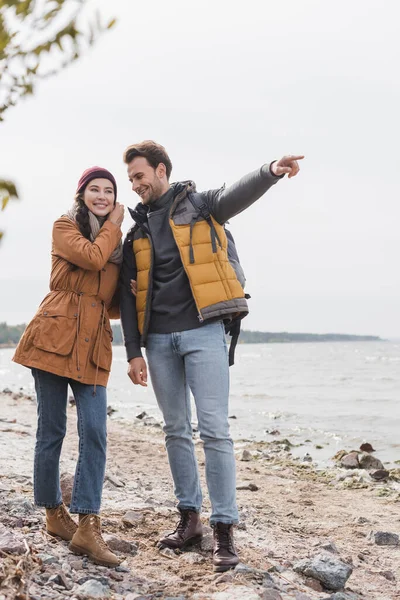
[{"xmin": 13, "ymin": 217, "xmax": 122, "ymax": 387}]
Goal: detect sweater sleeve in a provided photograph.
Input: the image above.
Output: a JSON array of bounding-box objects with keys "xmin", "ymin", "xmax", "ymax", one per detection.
[
  {"xmin": 120, "ymin": 234, "xmax": 143, "ymax": 360},
  {"xmin": 52, "ymin": 217, "xmax": 122, "ymax": 271},
  {"xmin": 203, "ymin": 163, "xmax": 283, "ymax": 225}
]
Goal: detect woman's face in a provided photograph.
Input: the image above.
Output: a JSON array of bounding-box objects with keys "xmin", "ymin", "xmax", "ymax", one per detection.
[{"xmin": 83, "ymin": 178, "xmax": 115, "ymax": 217}]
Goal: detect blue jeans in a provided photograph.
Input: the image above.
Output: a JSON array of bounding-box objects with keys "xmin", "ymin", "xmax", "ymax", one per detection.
[
  {"xmin": 32, "ymin": 368, "xmax": 107, "ymax": 514},
  {"xmin": 146, "ymin": 321, "xmax": 238, "ymax": 524}
]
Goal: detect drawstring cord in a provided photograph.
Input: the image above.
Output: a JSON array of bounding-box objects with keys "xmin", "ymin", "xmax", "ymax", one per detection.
[
  {"xmin": 75, "ymin": 293, "xmax": 83, "ymax": 373},
  {"xmin": 93, "ymin": 301, "xmax": 105, "ymax": 396}
]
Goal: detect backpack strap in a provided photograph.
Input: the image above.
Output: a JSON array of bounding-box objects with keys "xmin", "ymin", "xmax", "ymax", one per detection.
[{"xmin": 187, "ymin": 192, "xmax": 222, "ymax": 263}]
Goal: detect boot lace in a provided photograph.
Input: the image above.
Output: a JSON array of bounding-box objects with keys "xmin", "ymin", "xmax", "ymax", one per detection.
[
  {"xmin": 215, "ymin": 525, "xmax": 234, "ymax": 553},
  {"xmin": 58, "ymin": 505, "xmax": 77, "ymax": 534},
  {"xmin": 88, "ymin": 515, "xmax": 109, "ymax": 551},
  {"xmin": 171, "ymin": 511, "xmax": 191, "ymax": 539}
]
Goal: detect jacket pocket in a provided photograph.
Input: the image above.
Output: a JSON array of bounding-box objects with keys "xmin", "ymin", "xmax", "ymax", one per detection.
[
  {"xmin": 33, "ymin": 312, "xmax": 76, "ymax": 356},
  {"xmin": 91, "ymin": 321, "xmax": 113, "ymax": 372}
]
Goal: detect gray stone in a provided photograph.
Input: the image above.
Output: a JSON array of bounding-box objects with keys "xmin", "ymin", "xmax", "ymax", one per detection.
[
  {"xmin": 0, "ymin": 529, "xmax": 26, "ymax": 554},
  {"xmin": 340, "ymin": 452, "xmax": 359, "ymax": 469},
  {"xmin": 60, "ymin": 472, "xmax": 74, "ymax": 506},
  {"xmin": 319, "ymin": 541, "xmax": 339, "ymax": 554},
  {"xmin": 370, "ymin": 531, "xmax": 399, "ymax": 546},
  {"xmin": 105, "ymin": 473, "xmax": 125, "ymax": 488},
  {"xmin": 234, "ymin": 563, "xmax": 275, "ymax": 587},
  {"xmin": 48, "ymin": 572, "xmax": 73, "ymax": 590},
  {"xmin": 8, "ymin": 497, "xmax": 35, "ymax": 516},
  {"xmin": 103, "ymin": 534, "xmax": 138, "ymax": 555},
  {"xmin": 294, "ymin": 553, "xmax": 352, "ymax": 591},
  {"xmin": 159, "ymin": 546, "xmax": 176, "ymax": 559},
  {"xmin": 122, "ymin": 510, "xmax": 144, "ymax": 527},
  {"xmin": 358, "ymin": 453, "xmax": 384, "ymax": 470},
  {"xmin": 236, "ymin": 482, "xmax": 259, "ymax": 491},
  {"xmin": 77, "ymin": 575, "xmax": 111, "ymax": 586},
  {"xmin": 77, "ymin": 579, "xmax": 111, "ymax": 598},
  {"xmin": 294, "ymin": 595, "xmax": 312, "ymax": 600},
  {"xmin": 37, "ymin": 552, "xmax": 60, "ymax": 565},
  {"xmin": 200, "ymin": 532, "xmax": 214, "ymax": 552},
  {"xmin": 181, "ymin": 551, "xmax": 205, "ymax": 564},
  {"xmin": 240, "ymin": 449, "xmax": 252, "ymax": 461},
  {"xmin": 380, "ymin": 570, "xmax": 396, "ymax": 581},
  {"xmin": 370, "ymin": 469, "xmax": 390, "ymax": 480},
  {"xmin": 70, "ymin": 559, "xmax": 84, "ymax": 570},
  {"xmin": 115, "ymin": 565, "xmax": 130, "ymax": 572}
]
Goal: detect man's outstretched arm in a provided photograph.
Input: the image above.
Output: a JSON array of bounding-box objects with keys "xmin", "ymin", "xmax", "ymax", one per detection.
[{"xmin": 205, "ymin": 155, "xmax": 304, "ymax": 224}]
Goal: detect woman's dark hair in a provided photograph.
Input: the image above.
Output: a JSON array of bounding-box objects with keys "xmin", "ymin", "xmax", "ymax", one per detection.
[{"xmin": 74, "ymin": 192, "xmax": 91, "ymax": 240}]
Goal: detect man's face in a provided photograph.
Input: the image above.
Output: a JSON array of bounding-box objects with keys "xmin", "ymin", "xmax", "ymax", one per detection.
[{"xmin": 127, "ymin": 156, "xmax": 166, "ymax": 205}]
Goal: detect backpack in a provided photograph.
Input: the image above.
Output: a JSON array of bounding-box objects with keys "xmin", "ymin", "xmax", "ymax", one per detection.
[{"xmin": 188, "ymin": 192, "xmax": 250, "ymax": 366}]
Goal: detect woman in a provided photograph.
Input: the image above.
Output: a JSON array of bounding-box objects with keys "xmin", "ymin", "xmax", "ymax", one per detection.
[{"xmin": 13, "ymin": 167, "xmax": 124, "ymax": 567}]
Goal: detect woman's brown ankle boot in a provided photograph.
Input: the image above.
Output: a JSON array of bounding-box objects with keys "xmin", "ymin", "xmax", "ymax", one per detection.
[
  {"xmin": 46, "ymin": 503, "xmax": 78, "ymax": 541},
  {"xmin": 69, "ymin": 514, "xmax": 121, "ymax": 567}
]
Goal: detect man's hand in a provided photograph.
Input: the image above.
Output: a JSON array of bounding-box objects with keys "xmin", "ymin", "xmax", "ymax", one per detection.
[
  {"xmin": 271, "ymin": 155, "xmax": 304, "ymax": 178},
  {"xmin": 128, "ymin": 357, "xmax": 148, "ymax": 386}
]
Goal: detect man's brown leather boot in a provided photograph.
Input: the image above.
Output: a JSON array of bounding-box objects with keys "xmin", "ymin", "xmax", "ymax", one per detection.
[
  {"xmin": 69, "ymin": 514, "xmax": 121, "ymax": 567},
  {"xmin": 212, "ymin": 522, "xmax": 239, "ymax": 572},
  {"xmin": 158, "ymin": 508, "xmax": 203, "ymax": 550},
  {"xmin": 46, "ymin": 503, "xmax": 78, "ymax": 541}
]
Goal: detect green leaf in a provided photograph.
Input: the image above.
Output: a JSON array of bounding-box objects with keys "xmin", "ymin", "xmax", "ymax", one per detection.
[
  {"xmin": 1, "ymin": 194, "xmax": 10, "ymax": 211},
  {"xmin": 0, "ymin": 180, "xmax": 19, "ymax": 199}
]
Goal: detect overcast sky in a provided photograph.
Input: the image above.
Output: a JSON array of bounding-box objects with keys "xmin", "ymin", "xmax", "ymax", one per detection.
[{"xmin": 1, "ymin": 0, "xmax": 399, "ymax": 338}]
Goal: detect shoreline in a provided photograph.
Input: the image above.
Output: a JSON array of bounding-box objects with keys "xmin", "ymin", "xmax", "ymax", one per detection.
[{"xmin": 1, "ymin": 391, "xmax": 399, "ymax": 599}]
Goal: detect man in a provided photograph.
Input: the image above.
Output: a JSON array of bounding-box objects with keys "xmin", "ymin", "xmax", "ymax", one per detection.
[{"xmin": 120, "ymin": 140, "xmax": 303, "ymax": 571}]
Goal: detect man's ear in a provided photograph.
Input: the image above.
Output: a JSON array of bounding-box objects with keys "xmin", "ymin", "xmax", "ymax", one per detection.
[{"xmin": 156, "ymin": 162, "xmax": 166, "ymax": 179}]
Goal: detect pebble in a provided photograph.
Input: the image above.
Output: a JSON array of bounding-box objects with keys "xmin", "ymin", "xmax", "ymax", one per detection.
[
  {"xmin": 358, "ymin": 453, "xmax": 384, "ymax": 470},
  {"xmin": 240, "ymin": 449, "xmax": 252, "ymax": 461},
  {"xmin": 122, "ymin": 510, "xmax": 144, "ymax": 527},
  {"xmin": 294, "ymin": 553, "xmax": 353, "ymax": 591},
  {"xmin": 76, "ymin": 579, "xmax": 111, "ymax": 598},
  {"xmin": 236, "ymin": 482, "xmax": 259, "ymax": 491},
  {"xmin": 37, "ymin": 552, "xmax": 60, "ymax": 565},
  {"xmin": 103, "ymin": 534, "xmax": 138, "ymax": 555},
  {"xmin": 379, "ymin": 570, "xmax": 396, "ymax": 581},
  {"xmin": 341, "ymin": 452, "xmax": 359, "ymax": 469},
  {"xmin": 369, "ymin": 531, "xmax": 399, "ymax": 546},
  {"xmin": 370, "ymin": 469, "xmax": 389, "ymax": 481},
  {"xmin": 181, "ymin": 551, "xmax": 205, "ymax": 564},
  {"xmin": 0, "ymin": 528, "xmax": 26, "ymax": 554}
]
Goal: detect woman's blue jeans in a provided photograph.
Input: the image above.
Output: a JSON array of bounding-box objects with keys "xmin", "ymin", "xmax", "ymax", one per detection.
[{"xmin": 32, "ymin": 368, "xmax": 107, "ymax": 514}]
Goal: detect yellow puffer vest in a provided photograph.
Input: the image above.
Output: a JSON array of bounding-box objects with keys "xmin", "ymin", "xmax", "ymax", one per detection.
[{"xmin": 133, "ymin": 186, "xmax": 248, "ymax": 339}]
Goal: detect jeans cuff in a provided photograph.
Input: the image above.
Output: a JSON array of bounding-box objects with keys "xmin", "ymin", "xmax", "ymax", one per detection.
[
  {"xmin": 178, "ymin": 505, "xmax": 200, "ymax": 513},
  {"xmin": 69, "ymin": 507, "xmax": 100, "ymax": 515},
  {"xmin": 35, "ymin": 501, "xmax": 63, "ymax": 509},
  {"xmin": 210, "ymin": 519, "xmax": 239, "ymax": 526}
]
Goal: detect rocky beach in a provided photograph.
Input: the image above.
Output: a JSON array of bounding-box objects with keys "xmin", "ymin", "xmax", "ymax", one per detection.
[{"xmin": 0, "ymin": 389, "xmax": 399, "ymax": 600}]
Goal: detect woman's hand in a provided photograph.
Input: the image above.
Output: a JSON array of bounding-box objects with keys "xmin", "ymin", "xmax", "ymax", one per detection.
[
  {"xmin": 108, "ymin": 202, "xmax": 125, "ymax": 226},
  {"xmin": 130, "ymin": 279, "xmax": 137, "ymax": 296}
]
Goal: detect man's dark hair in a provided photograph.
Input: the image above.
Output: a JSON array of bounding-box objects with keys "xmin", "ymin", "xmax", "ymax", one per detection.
[{"xmin": 123, "ymin": 140, "xmax": 173, "ymax": 180}]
